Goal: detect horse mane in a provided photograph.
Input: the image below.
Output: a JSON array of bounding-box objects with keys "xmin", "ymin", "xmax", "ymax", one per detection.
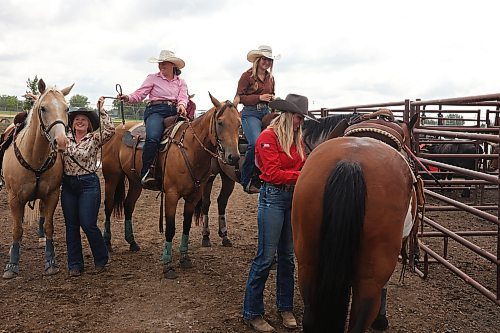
[{"xmin": 303, "ymin": 113, "xmax": 355, "ymax": 144}]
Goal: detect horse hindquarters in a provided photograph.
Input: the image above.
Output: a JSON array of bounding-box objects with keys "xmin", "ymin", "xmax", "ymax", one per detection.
[{"xmin": 306, "ymin": 160, "xmax": 367, "ymax": 333}]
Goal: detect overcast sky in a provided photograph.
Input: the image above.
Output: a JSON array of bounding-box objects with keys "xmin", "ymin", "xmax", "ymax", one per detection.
[{"xmin": 1, "ymin": 0, "xmax": 499, "ymax": 111}]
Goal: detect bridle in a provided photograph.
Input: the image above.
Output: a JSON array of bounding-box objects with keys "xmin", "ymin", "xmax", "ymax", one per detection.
[{"xmin": 12, "ymin": 89, "xmax": 68, "ymax": 206}]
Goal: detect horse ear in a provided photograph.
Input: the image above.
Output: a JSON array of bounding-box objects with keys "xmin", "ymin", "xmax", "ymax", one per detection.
[
  {"xmin": 38, "ymin": 79, "xmax": 46, "ymax": 94},
  {"xmin": 208, "ymin": 92, "xmax": 221, "ymax": 109},
  {"xmin": 60, "ymin": 83, "xmax": 75, "ymax": 96},
  {"xmin": 409, "ymin": 113, "xmax": 419, "ymax": 130}
]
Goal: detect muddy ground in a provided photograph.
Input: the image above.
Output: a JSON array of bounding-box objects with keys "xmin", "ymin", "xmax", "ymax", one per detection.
[{"xmin": 0, "ymin": 175, "xmax": 499, "ymax": 332}]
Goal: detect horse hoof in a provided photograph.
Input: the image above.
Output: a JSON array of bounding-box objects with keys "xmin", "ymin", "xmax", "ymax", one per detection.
[
  {"xmin": 44, "ymin": 266, "xmax": 60, "ymax": 276},
  {"xmin": 129, "ymin": 242, "xmax": 140, "ymax": 252},
  {"xmin": 163, "ymin": 265, "xmax": 177, "ymax": 279},
  {"xmin": 201, "ymin": 237, "xmax": 212, "ymax": 247},
  {"xmin": 180, "ymin": 255, "xmax": 193, "ymax": 269},
  {"xmin": 371, "ymin": 314, "xmax": 389, "ymax": 331},
  {"xmin": 222, "ymin": 237, "xmax": 233, "ymax": 247},
  {"xmin": 2, "ymin": 270, "xmax": 18, "ymax": 279}
]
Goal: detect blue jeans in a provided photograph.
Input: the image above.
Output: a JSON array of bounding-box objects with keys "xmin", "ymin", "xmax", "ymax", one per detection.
[
  {"xmin": 240, "ymin": 105, "xmax": 270, "ymax": 186},
  {"xmin": 61, "ymin": 173, "xmax": 108, "ymax": 270},
  {"xmin": 142, "ymin": 104, "xmax": 177, "ymax": 177},
  {"xmin": 243, "ymin": 183, "xmax": 295, "ymax": 320}
]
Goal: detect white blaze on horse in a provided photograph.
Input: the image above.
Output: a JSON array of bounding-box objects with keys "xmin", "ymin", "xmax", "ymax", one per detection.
[{"xmin": 2, "ymin": 79, "xmax": 73, "ymax": 279}]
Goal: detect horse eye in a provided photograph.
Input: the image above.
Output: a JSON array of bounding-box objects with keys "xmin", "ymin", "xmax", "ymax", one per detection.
[
  {"xmin": 66, "ymin": 107, "xmax": 69, "ymax": 113},
  {"xmin": 217, "ymin": 120, "xmax": 223, "ymax": 126},
  {"xmin": 40, "ymin": 106, "xmax": 46, "ymax": 112}
]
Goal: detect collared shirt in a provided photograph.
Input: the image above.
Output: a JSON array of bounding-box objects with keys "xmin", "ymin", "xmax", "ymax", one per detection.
[
  {"xmin": 255, "ymin": 127, "xmax": 305, "ymax": 185},
  {"xmin": 63, "ymin": 109, "xmax": 115, "ymax": 176},
  {"xmin": 236, "ymin": 68, "xmax": 275, "ymax": 106},
  {"xmin": 127, "ymin": 72, "xmax": 188, "ymax": 107}
]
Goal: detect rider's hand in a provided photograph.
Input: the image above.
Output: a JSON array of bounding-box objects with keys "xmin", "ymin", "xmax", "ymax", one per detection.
[
  {"xmin": 259, "ymin": 94, "xmax": 273, "ymax": 102},
  {"xmin": 177, "ymin": 104, "xmax": 187, "ymax": 117},
  {"xmin": 117, "ymin": 94, "xmax": 129, "ymax": 102}
]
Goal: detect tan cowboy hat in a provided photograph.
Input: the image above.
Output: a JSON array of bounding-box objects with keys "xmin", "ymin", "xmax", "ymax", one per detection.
[
  {"xmin": 148, "ymin": 50, "xmax": 185, "ymax": 69},
  {"xmin": 247, "ymin": 45, "xmax": 281, "ymax": 63},
  {"xmin": 269, "ymin": 94, "xmax": 318, "ymax": 122}
]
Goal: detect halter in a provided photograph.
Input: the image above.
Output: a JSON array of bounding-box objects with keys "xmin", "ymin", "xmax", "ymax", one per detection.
[{"xmin": 12, "ymin": 89, "xmax": 68, "ymax": 205}]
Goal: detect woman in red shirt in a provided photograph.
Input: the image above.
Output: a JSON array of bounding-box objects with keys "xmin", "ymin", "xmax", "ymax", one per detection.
[{"xmin": 243, "ymin": 94, "xmax": 315, "ymax": 332}]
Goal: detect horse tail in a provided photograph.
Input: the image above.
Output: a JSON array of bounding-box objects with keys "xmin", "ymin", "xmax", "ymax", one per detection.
[
  {"xmin": 112, "ymin": 174, "xmax": 126, "ymax": 218},
  {"xmin": 312, "ymin": 160, "xmax": 366, "ymax": 332}
]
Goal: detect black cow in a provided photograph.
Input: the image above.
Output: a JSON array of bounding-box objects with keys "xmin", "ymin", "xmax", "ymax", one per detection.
[{"xmin": 424, "ymin": 143, "xmax": 483, "ymax": 197}]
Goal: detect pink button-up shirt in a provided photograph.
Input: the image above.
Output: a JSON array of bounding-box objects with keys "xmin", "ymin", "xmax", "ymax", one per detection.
[{"xmin": 127, "ymin": 72, "xmax": 188, "ymax": 107}]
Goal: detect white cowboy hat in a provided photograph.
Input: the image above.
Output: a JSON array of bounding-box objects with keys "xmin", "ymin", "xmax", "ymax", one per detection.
[
  {"xmin": 148, "ymin": 50, "xmax": 185, "ymax": 69},
  {"xmin": 247, "ymin": 45, "xmax": 281, "ymax": 63}
]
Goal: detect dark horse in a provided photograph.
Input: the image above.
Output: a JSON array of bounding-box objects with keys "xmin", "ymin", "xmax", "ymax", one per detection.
[
  {"xmin": 423, "ymin": 142, "xmax": 483, "ymax": 197},
  {"xmin": 196, "ymin": 113, "xmax": 355, "ymax": 247},
  {"xmin": 292, "ymin": 113, "xmax": 419, "ymax": 332},
  {"xmin": 101, "ymin": 94, "xmax": 240, "ymax": 278}
]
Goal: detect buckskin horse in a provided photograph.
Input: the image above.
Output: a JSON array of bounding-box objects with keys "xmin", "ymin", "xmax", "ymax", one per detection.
[
  {"xmin": 292, "ymin": 112, "xmax": 420, "ymax": 332},
  {"xmin": 195, "ymin": 113, "xmax": 355, "ymax": 247},
  {"xmin": 101, "ymin": 94, "xmax": 240, "ymax": 278},
  {"xmin": 2, "ymin": 79, "xmax": 73, "ymax": 279}
]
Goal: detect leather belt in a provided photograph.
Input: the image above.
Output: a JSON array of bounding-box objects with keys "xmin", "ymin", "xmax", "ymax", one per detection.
[
  {"xmin": 147, "ymin": 100, "xmax": 177, "ymax": 107},
  {"xmin": 266, "ymin": 182, "xmax": 295, "ymax": 192}
]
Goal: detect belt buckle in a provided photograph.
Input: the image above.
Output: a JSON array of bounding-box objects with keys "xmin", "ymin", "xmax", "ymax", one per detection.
[{"xmin": 256, "ymin": 103, "xmax": 266, "ymax": 111}]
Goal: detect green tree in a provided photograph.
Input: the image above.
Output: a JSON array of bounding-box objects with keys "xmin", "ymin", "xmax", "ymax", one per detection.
[
  {"xmin": 445, "ymin": 113, "xmax": 465, "ymax": 126},
  {"xmin": 69, "ymin": 94, "xmax": 89, "ymax": 108},
  {"xmin": 23, "ymin": 75, "xmax": 39, "ymax": 110},
  {"xmin": 0, "ymin": 95, "xmax": 20, "ymax": 112}
]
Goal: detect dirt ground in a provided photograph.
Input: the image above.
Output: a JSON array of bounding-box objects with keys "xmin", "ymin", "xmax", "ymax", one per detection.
[{"xmin": 0, "ymin": 174, "xmax": 499, "ymax": 333}]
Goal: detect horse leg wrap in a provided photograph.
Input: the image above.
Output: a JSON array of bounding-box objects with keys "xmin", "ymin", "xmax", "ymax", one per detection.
[
  {"xmin": 179, "ymin": 234, "xmax": 189, "ymax": 254},
  {"xmin": 124, "ymin": 219, "xmax": 135, "ymax": 244},
  {"xmin": 202, "ymin": 215, "xmax": 210, "ymax": 237},
  {"xmin": 37, "ymin": 217, "xmax": 45, "ymax": 238},
  {"xmin": 103, "ymin": 219, "xmax": 112, "ymax": 242},
  {"xmin": 218, "ymin": 215, "xmax": 228, "ymax": 237},
  {"xmin": 379, "ymin": 287, "xmax": 388, "ymax": 316},
  {"xmin": 162, "ymin": 241, "xmax": 173, "ymax": 264},
  {"xmin": 9, "ymin": 242, "xmax": 21, "ymax": 265},
  {"xmin": 44, "ymin": 239, "xmax": 58, "ymax": 270}
]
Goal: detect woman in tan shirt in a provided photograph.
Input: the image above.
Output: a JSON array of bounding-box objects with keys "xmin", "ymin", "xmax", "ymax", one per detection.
[{"xmin": 235, "ymin": 45, "xmax": 280, "ymax": 194}]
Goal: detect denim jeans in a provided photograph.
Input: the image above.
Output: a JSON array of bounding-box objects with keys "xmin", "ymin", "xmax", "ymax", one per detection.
[
  {"xmin": 243, "ymin": 182, "xmax": 295, "ymax": 320},
  {"xmin": 61, "ymin": 173, "xmax": 108, "ymax": 270},
  {"xmin": 142, "ymin": 104, "xmax": 177, "ymax": 177},
  {"xmin": 240, "ymin": 105, "xmax": 270, "ymax": 187}
]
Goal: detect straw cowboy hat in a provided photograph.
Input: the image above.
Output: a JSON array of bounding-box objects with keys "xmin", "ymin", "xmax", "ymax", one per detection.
[
  {"xmin": 269, "ymin": 94, "xmax": 318, "ymax": 121},
  {"xmin": 68, "ymin": 107, "xmax": 100, "ymax": 131},
  {"xmin": 148, "ymin": 50, "xmax": 185, "ymax": 69},
  {"xmin": 247, "ymin": 45, "xmax": 281, "ymax": 63}
]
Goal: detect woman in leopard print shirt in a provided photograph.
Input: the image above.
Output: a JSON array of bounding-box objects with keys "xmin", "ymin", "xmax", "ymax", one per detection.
[{"xmin": 61, "ymin": 96, "xmax": 115, "ymax": 277}]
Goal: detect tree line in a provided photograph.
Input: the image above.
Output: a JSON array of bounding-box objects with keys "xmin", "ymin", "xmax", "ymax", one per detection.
[{"xmin": 0, "ymin": 76, "xmax": 147, "ymax": 119}]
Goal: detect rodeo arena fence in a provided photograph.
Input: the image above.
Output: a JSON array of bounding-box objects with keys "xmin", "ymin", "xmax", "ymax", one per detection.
[{"xmin": 310, "ymin": 93, "xmax": 500, "ymax": 307}]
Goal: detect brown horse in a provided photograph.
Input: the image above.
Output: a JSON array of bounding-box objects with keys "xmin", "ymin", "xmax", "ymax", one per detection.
[
  {"xmin": 196, "ymin": 113, "xmax": 355, "ymax": 247},
  {"xmin": 292, "ymin": 114, "xmax": 419, "ymax": 332},
  {"xmin": 2, "ymin": 79, "xmax": 73, "ymax": 279},
  {"xmin": 101, "ymin": 94, "xmax": 240, "ymax": 278}
]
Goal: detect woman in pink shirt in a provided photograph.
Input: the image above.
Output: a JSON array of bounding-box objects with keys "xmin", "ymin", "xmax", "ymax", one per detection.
[{"xmin": 118, "ymin": 50, "xmax": 189, "ymax": 189}]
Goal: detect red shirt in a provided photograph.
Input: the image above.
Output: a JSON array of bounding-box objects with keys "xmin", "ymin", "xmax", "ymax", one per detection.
[{"xmin": 255, "ymin": 128, "xmax": 305, "ymax": 185}]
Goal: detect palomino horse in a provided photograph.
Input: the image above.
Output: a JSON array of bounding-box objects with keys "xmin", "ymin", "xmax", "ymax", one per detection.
[
  {"xmin": 101, "ymin": 94, "xmax": 240, "ymax": 278},
  {"xmin": 2, "ymin": 79, "xmax": 73, "ymax": 279},
  {"xmin": 292, "ymin": 114, "xmax": 419, "ymax": 332},
  {"xmin": 197, "ymin": 113, "xmax": 354, "ymax": 247}
]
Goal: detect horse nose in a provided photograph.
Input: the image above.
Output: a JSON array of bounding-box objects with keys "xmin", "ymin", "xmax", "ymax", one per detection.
[{"xmin": 228, "ymin": 154, "xmax": 240, "ymax": 166}]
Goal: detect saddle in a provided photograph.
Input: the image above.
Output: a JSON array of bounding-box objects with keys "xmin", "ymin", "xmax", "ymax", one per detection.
[
  {"xmin": 122, "ymin": 115, "xmax": 185, "ymax": 151},
  {"xmin": 343, "ymin": 109, "xmax": 406, "ymax": 151}
]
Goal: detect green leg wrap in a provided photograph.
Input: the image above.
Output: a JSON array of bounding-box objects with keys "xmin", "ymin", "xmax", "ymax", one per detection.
[
  {"xmin": 103, "ymin": 220, "xmax": 111, "ymax": 242},
  {"xmin": 162, "ymin": 241, "xmax": 173, "ymax": 264},
  {"xmin": 179, "ymin": 234, "xmax": 189, "ymax": 254},
  {"xmin": 124, "ymin": 219, "xmax": 135, "ymax": 244}
]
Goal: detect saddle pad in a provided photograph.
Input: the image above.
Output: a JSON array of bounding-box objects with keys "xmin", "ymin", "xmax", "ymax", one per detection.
[
  {"xmin": 160, "ymin": 120, "xmax": 185, "ymax": 146},
  {"xmin": 122, "ymin": 121, "xmax": 186, "ymax": 150}
]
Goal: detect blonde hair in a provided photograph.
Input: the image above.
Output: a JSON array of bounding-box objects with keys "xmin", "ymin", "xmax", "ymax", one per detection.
[
  {"xmin": 269, "ymin": 112, "xmax": 305, "ymax": 160},
  {"xmin": 251, "ymin": 57, "xmax": 273, "ymax": 80}
]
